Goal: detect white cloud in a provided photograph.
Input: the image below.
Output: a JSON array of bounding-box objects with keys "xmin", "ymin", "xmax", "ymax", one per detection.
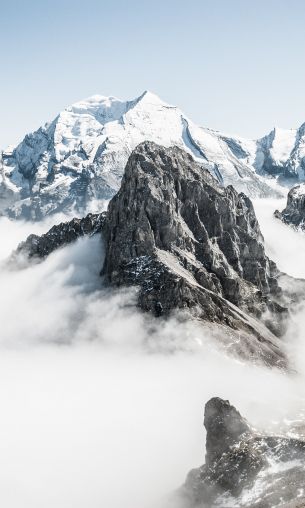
[{"xmin": 0, "ymin": 199, "xmax": 305, "ymax": 507}]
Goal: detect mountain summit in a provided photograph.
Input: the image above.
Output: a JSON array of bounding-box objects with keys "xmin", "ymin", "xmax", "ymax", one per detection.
[{"xmin": 0, "ymin": 91, "xmax": 287, "ymax": 220}]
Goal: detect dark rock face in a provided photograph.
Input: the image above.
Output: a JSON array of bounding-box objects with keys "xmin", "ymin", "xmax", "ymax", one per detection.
[
  {"xmin": 103, "ymin": 142, "xmax": 276, "ymax": 300},
  {"xmin": 275, "ymin": 184, "xmax": 305, "ymax": 229},
  {"xmin": 102, "ymin": 142, "xmax": 290, "ymax": 367},
  {"xmin": 15, "ymin": 212, "xmax": 106, "ymax": 259},
  {"xmin": 180, "ymin": 397, "xmax": 305, "ymax": 508}
]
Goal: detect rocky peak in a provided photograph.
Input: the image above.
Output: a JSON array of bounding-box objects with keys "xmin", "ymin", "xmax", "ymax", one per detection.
[
  {"xmin": 180, "ymin": 397, "xmax": 305, "ymax": 507},
  {"xmin": 204, "ymin": 397, "xmax": 251, "ymax": 465},
  {"xmin": 103, "ymin": 141, "xmax": 276, "ymax": 296},
  {"xmin": 275, "ymin": 183, "xmax": 305, "ymax": 229},
  {"xmin": 102, "ymin": 141, "xmax": 289, "ymax": 366}
]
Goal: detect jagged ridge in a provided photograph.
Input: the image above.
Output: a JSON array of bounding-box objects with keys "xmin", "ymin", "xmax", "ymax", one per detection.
[{"xmin": 14, "ymin": 212, "xmax": 105, "ymax": 259}]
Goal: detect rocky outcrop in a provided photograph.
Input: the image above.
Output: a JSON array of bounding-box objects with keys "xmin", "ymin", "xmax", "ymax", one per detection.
[
  {"xmin": 179, "ymin": 397, "xmax": 305, "ymax": 508},
  {"xmin": 15, "ymin": 212, "xmax": 105, "ymax": 259},
  {"xmin": 275, "ymin": 184, "xmax": 305, "ymax": 229},
  {"xmin": 12, "ymin": 142, "xmax": 304, "ymax": 367},
  {"xmin": 204, "ymin": 397, "xmax": 251, "ymax": 466},
  {"xmin": 102, "ymin": 142, "xmax": 291, "ymax": 367}
]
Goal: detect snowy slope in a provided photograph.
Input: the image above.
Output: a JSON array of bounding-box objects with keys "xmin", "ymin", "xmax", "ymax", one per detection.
[
  {"xmin": 221, "ymin": 125, "xmax": 304, "ymax": 180},
  {"xmin": 267, "ymin": 127, "xmax": 297, "ymax": 165},
  {"xmin": 0, "ymin": 91, "xmax": 284, "ymax": 220}
]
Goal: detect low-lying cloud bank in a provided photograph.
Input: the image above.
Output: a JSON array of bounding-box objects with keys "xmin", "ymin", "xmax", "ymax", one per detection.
[
  {"xmin": 254, "ymin": 198, "xmax": 305, "ymax": 374},
  {"xmin": 0, "ymin": 199, "xmax": 305, "ymax": 507}
]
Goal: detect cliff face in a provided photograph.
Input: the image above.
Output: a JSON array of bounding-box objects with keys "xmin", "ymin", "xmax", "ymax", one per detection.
[
  {"xmin": 180, "ymin": 397, "xmax": 305, "ymax": 508},
  {"xmin": 103, "ymin": 142, "xmax": 280, "ymax": 305},
  {"xmin": 102, "ymin": 142, "xmax": 289, "ymax": 366}
]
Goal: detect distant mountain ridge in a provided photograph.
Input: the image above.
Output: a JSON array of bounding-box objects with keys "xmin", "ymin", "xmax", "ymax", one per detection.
[
  {"xmin": 221, "ymin": 125, "xmax": 301, "ymax": 178},
  {"xmin": 1, "ymin": 90, "xmax": 304, "ymax": 219}
]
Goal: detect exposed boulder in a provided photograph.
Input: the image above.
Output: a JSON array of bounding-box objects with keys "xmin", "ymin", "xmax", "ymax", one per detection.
[{"xmin": 180, "ymin": 397, "xmax": 305, "ymax": 508}]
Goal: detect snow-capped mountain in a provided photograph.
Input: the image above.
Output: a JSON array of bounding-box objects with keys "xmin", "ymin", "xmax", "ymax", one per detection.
[
  {"xmin": 0, "ymin": 90, "xmax": 297, "ymax": 220},
  {"xmin": 221, "ymin": 125, "xmax": 305, "ymax": 180}
]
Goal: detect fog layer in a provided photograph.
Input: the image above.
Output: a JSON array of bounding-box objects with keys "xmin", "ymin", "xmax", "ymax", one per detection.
[{"xmin": 0, "ymin": 199, "xmax": 305, "ymax": 508}]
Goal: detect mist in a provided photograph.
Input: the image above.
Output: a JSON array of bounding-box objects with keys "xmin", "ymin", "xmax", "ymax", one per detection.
[
  {"xmin": 254, "ymin": 198, "xmax": 305, "ymax": 279},
  {"xmin": 1, "ymin": 199, "xmax": 305, "ymax": 508}
]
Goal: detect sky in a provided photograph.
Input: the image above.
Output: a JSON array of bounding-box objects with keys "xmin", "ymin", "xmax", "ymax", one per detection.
[{"xmin": 1, "ymin": 0, "xmax": 305, "ymax": 147}]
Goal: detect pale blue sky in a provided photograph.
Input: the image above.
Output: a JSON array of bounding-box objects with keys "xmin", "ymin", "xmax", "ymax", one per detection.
[{"xmin": 1, "ymin": 0, "xmax": 305, "ymax": 147}]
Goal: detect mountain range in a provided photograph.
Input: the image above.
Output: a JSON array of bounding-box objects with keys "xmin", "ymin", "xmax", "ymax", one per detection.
[
  {"xmin": 5, "ymin": 94, "xmax": 305, "ymax": 507},
  {"xmin": 2, "ymin": 90, "xmax": 305, "ymax": 220}
]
